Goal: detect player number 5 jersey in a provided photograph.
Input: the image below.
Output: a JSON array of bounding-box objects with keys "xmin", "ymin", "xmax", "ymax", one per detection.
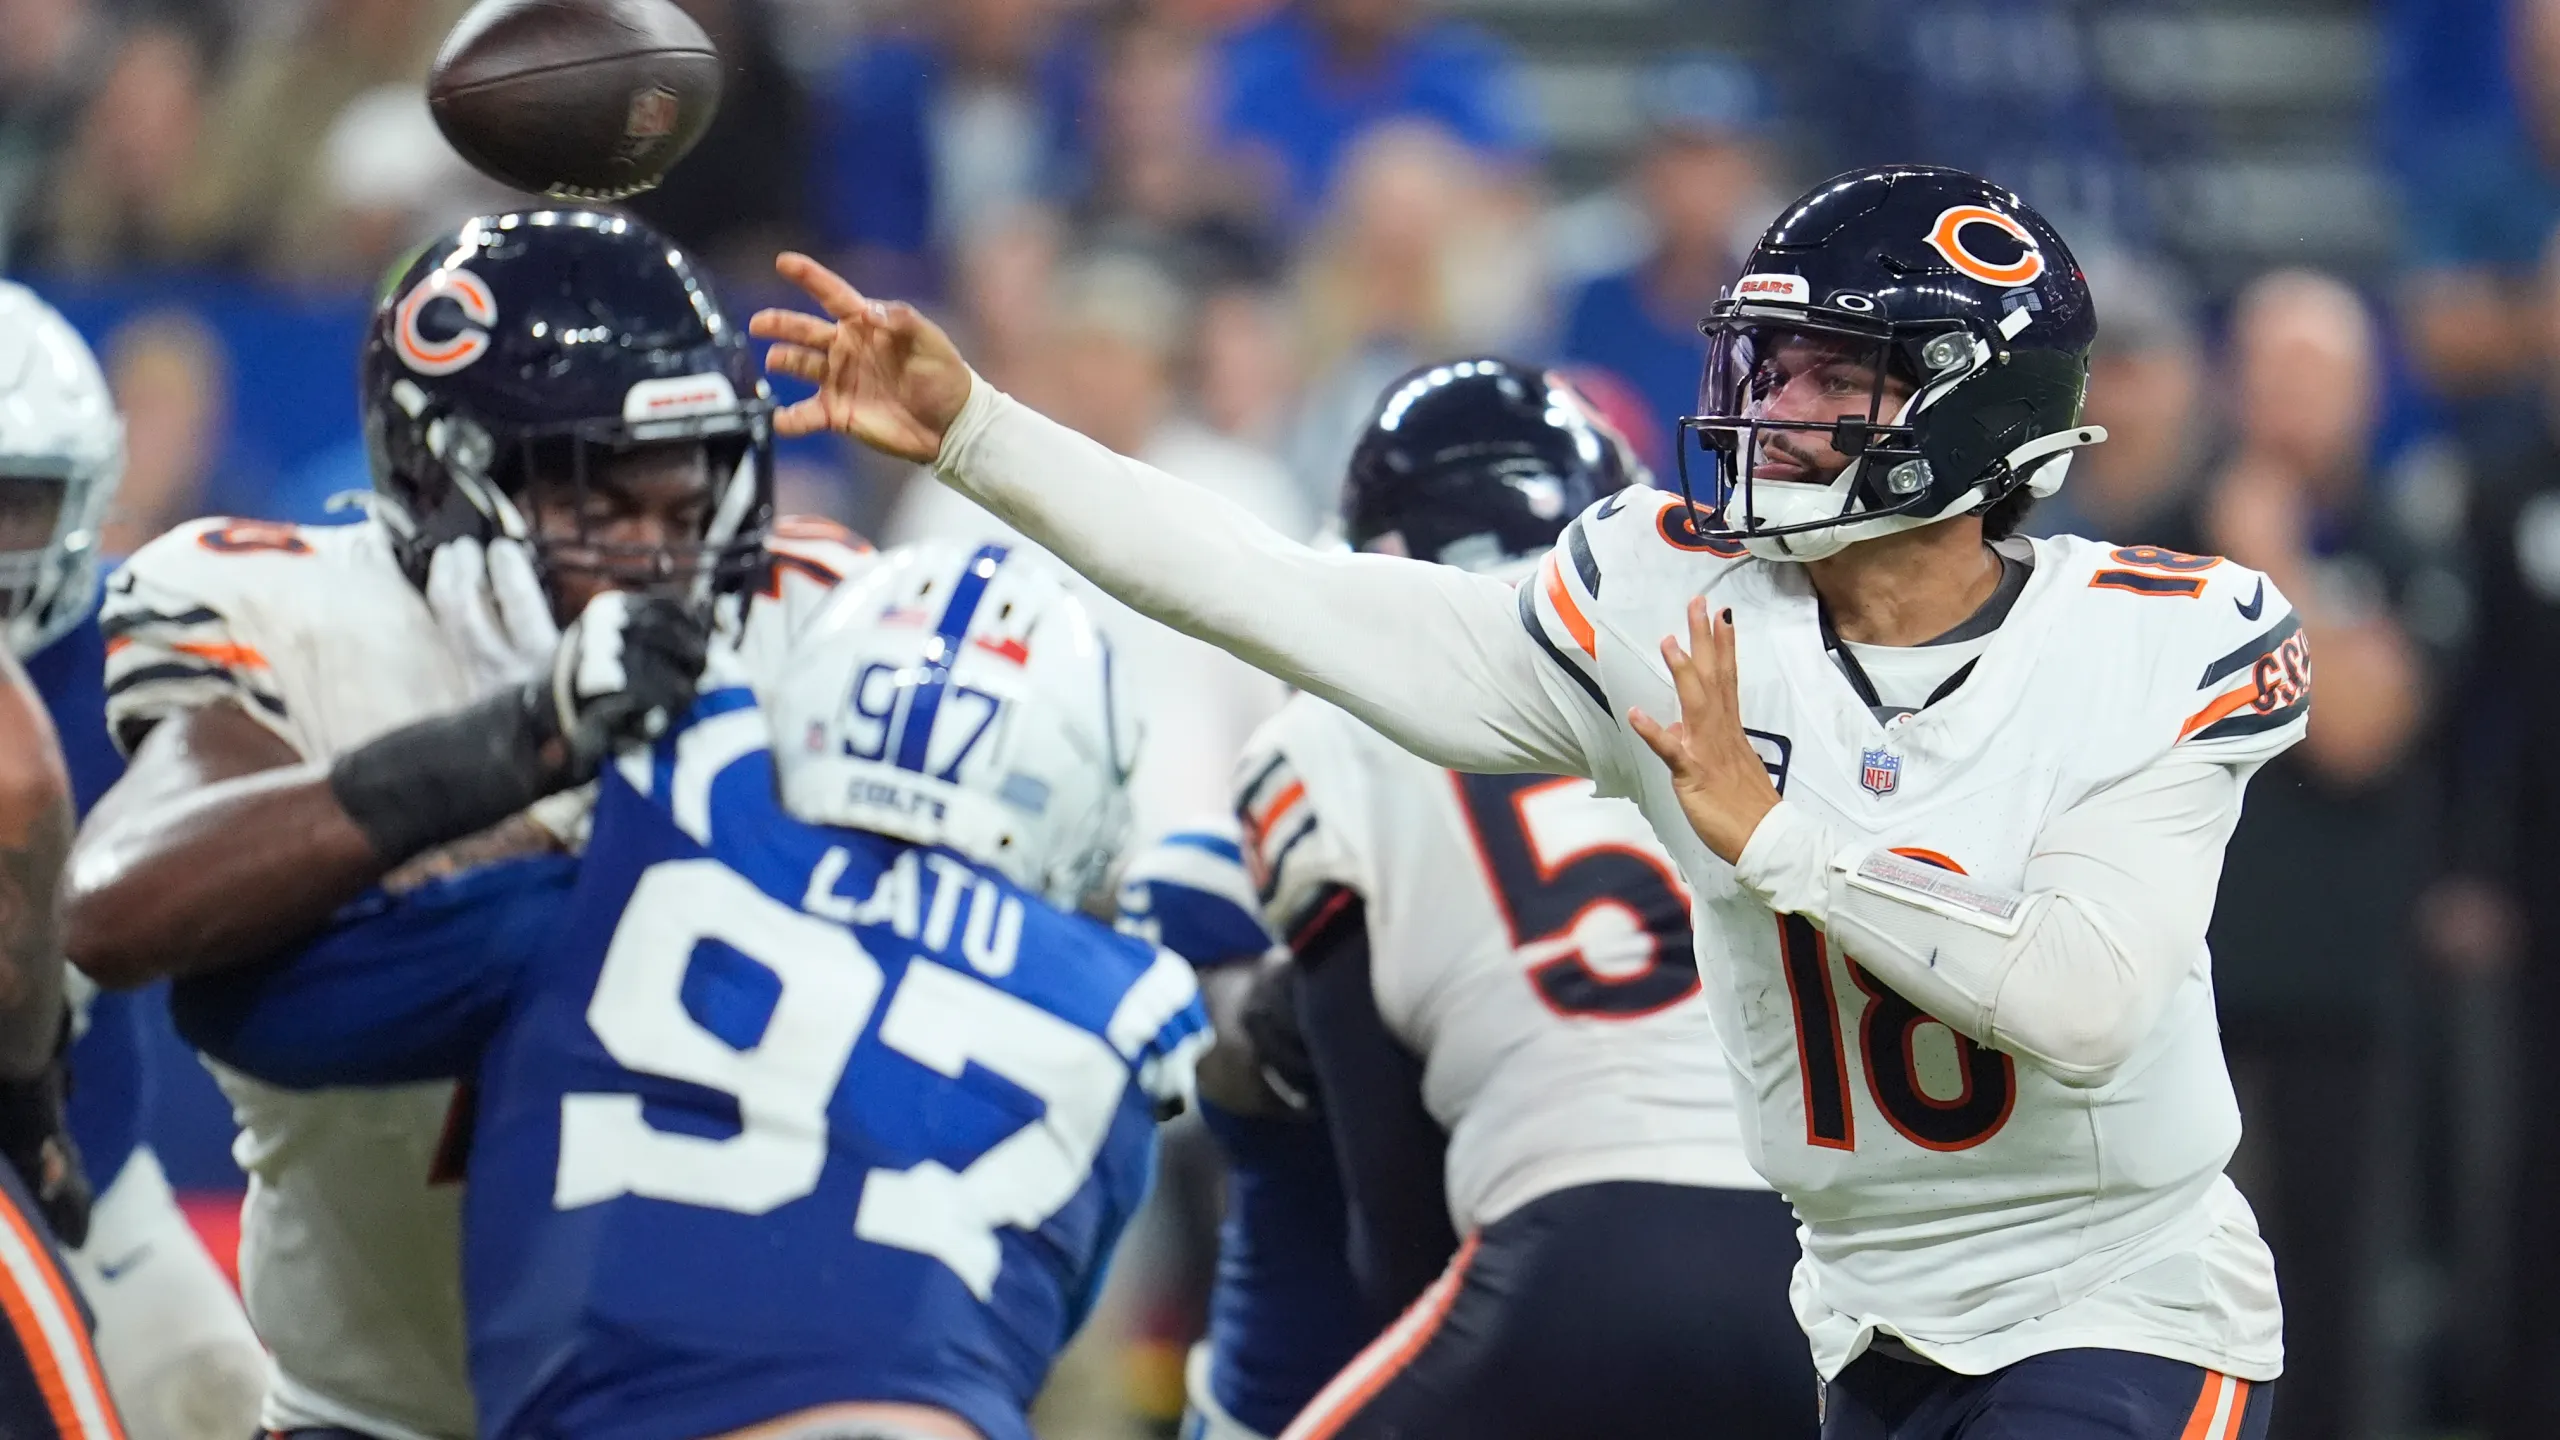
[{"xmin": 1236, "ymin": 686, "xmax": 1765, "ymax": 1233}]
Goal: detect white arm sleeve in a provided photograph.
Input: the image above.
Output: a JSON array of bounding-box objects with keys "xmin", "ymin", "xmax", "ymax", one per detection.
[
  {"xmin": 935, "ymin": 381, "xmax": 1591, "ymax": 776},
  {"xmin": 1733, "ymin": 757, "xmax": 2242, "ymax": 1085}
]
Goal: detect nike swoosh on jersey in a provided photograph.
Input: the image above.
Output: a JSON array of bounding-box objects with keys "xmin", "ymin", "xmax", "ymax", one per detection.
[
  {"xmin": 93, "ymin": 1245, "xmax": 151, "ymax": 1282},
  {"xmin": 2234, "ymin": 579, "xmax": 2265, "ymax": 621},
  {"xmin": 1595, "ymin": 490, "xmax": 1630, "ymax": 520}
]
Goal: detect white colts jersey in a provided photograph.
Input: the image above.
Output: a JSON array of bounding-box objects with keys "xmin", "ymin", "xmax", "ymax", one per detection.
[
  {"xmin": 1522, "ymin": 493, "xmax": 2300, "ymax": 1382},
  {"xmin": 1234, "ymin": 688, "xmax": 1763, "ymax": 1233},
  {"xmin": 101, "ymin": 515, "xmax": 868, "ymax": 1440}
]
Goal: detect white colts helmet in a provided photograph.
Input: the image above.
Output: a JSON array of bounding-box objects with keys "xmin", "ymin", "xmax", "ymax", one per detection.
[
  {"xmin": 0, "ymin": 283, "xmax": 123, "ymax": 656},
  {"xmin": 769, "ymin": 540, "xmax": 1143, "ymax": 909}
]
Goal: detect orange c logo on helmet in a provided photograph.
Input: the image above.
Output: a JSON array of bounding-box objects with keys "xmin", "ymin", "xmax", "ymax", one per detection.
[
  {"xmin": 1924, "ymin": 205, "xmax": 2044, "ymax": 288},
  {"xmin": 394, "ymin": 268, "xmax": 497, "ymax": 376}
]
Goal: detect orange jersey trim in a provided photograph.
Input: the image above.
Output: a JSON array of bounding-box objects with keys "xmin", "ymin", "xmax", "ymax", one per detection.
[
  {"xmin": 1249, "ymin": 780, "xmax": 1306, "ymax": 842},
  {"xmin": 169, "ymin": 640, "xmax": 269, "ymax": 670},
  {"xmin": 1540, "ymin": 554, "xmax": 1596, "ymax": 658},
  {"xmin": 2177, "ymin": 684, "xmax": 2260, "ymax": 742}
]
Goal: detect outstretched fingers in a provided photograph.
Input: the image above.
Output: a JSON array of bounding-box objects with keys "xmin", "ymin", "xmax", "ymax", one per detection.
[
  {"xmin": 774, "ymin": 251, "xmax": 873, "ymax": 321},
  {"xmin": 762, "ymin": 342, "xmax": 827, "ymax": 384},
  {"xmin": 773, "ymin": 396, "xmax": 833, "ymax": 439},
  {"xmin": 1628, "ymin": 704, "xmax": 1685, "ymax": 772},
  {"xmin": 748, "ymin": 308, "xmax": 838, "ymax": 348}
]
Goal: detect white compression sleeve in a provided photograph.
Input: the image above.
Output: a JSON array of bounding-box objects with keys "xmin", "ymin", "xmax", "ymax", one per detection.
[
  {"xmin": 934, "ymin": 379, "xmax": 1590, "ymax": 776},
  {"xmin": 1732, "ymin": 757, "xmax": 2243, "ymax": 1084}
]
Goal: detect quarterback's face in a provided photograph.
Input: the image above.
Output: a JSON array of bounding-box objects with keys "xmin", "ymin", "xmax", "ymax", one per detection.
[
  {"xmin": 531, "ymin": 441, "xmax": 716, "ymax": 622},
  {"xmin": 1744, "ymin": 334, "xmax": 1913, "ymax": 485}
]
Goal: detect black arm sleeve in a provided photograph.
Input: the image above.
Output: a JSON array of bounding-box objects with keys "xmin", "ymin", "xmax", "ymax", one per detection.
[{"xmin": 1291, "ymin": 885, "xmax": 1458, "ymax": 1323}]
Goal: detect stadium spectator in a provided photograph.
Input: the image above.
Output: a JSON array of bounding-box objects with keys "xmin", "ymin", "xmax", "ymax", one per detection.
[
  {"xmin": 625, "ymin": 0, "xmax": 809, "ymax": 274},
  {"xmin": 2193, "ymin": 271, "xmax": 2434, "ymax": 1440},
  {"xmin": 2022, "ymin": 250, "xmax": 2212, "ymax": 543},
  {"xmin": 1193, "ymin": 278, "xmax": 1302, "ymax": 455},
  {"xmin": 99, "ymin": 310, "xmax": 230, "ymax": 555},
  {"xmin": 1778, "ymin": 0, "xmax": 2154, "ymax": 248},
  {"xmin": 273, "ymin": 85, "xmax": 515, "ymax": 288},
  {"xmin": 1216, "ymin": 0, "xmax": 1538, "ymax": 229},
  {"xmin": 2436, "ymin": 220, "xmax": 2560, "ymax": 1440},
  {"xmin": 27, "ymin": 19, "xmax": 212, "ymax": 274},
  {"xmin": 2388, "ymin": 0, "xmax": 2560, "ymax": 400},
  {"xmin": 0, "ymin": 0, "xmax": 110, "ymax": 270},
  {"xmin": 162, "ymin": 0, "xmax": 469, "ymax": 273},
  {"xmin": 1557, "ymin": 52, "xmax": 1772, "ymax": 467},
  {"xmin": 1283, "ymin": 121, "xmax": 1544, "ymax": 510},
  {"xmin": 1075, "ymin": 12, "xmax": 1275, "ymax": 279},
  {"xmin": 887, "ymin": 249, "xmax": 1307, "ymax": 841},
  {"xmin": 807, "ymin": 0, "xmax": 1091, "ymax": 298}
]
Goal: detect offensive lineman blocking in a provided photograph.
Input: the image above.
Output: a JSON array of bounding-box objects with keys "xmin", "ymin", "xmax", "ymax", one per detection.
[{"xmin": 755, "ymin": 166, "xmax": 2292, "ymax": 1439}]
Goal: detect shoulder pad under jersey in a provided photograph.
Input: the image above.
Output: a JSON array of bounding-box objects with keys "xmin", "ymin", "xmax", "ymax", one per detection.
[
  {"xmin": 101, "ymin": 517, "xmax": 350, "ymax": 754},
  {"xmin": 2059, "ymin": 539, "xmax": 2311, "ymax": 768},
  {"xmin": 1518, "ymin": 490, "xmax": 1751, "ymax": 719},
  {"xmin": 1232, "ymin": 697, "xmax": 1374, "ymax": 949}
]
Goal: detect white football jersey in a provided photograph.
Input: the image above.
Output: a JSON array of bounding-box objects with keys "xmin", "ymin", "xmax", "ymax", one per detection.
[
  {"xmin": 100, "ymin": 514, "xmax": 868, "ymax": 1440},
  {"xmin": 1234, "ymin": 686, "xmax": 1765, "ymax": 1233},
  {"xmin": 1520, "ymin": 491, "xmax": 2301, "ymax": 1382}
]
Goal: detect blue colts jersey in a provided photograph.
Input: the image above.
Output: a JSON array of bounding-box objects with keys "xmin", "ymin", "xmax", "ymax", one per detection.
[
  {"xmin": 1116, "ymin": 830, "xmax": 1370, "ymax": 1436},
  {"xmin": 24, "ymin": 588, "xmax": 151, "ymax": 1186},
  {"xmin": 179, "ymin": 691, "xmax": 1207, "ymax": 1440}
]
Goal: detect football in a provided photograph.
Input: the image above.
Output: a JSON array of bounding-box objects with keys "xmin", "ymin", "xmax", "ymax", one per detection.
[{"xmin": 427, "ymin": 0, "xmax": 722, "ymax": 203}]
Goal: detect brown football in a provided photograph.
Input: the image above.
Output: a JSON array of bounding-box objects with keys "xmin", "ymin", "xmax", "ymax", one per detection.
[{"xmin": 427, "ymin": 0, "xmax": 721, "ymax": 202}]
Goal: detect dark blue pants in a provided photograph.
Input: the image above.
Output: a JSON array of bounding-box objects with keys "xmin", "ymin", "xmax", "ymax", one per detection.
[
  {"xmin": 0, "ymin": 1158, "xmax": 117, "ymax": 1438},
  {"xmin": 1822, "ymin": 1346, "xmax": 2276, "ymax": 1440},
  {"xmin": 1291, "ymin": 1180, "xmax": 1816, "ymax": 1439}
]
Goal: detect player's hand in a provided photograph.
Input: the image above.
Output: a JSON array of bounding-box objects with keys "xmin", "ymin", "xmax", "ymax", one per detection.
[
  {"xmin": 751, "ymin": 253, "xmax": 973, "ymax": 463},
  {"xmin": 427, "ymin": 536, "xmax": 558, "ymax": 696},
  {"xmin": 535, "ymin": 592, "xmax": 709, "ymax": 774},
  {"xmin": 1628, "ymin": 598, "xmax": 1782, "ymax": 865}
]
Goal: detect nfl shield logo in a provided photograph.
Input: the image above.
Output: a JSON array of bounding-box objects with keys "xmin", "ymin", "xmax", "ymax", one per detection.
[{"xmin": 1859, "ymin": 747, "xmax": 1902, "ymax": 797}]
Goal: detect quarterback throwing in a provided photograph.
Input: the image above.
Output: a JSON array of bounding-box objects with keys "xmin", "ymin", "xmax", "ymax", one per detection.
[{"xmin": 755, "ymin": 166, "xmax": 2292, "ymax": 1440}]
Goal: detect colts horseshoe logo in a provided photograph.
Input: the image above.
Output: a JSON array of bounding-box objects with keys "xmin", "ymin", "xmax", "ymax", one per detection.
[
  {"xmin": 394, "ymin": 268, "xmax": 498, "ymax": 376},
  {"xmin": 1923, "ymin": 205, "xmax": 2045, "ymax": 288}
]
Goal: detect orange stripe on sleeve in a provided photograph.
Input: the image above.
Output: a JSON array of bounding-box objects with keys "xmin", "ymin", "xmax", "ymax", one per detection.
[
  {"xmin": 1255, "ymin": 780, "xmax": 1306, "ymax": 838},
  {"xmin": 102, "ymin": 637, "xmax": 128, "ymax": 658},
  {"xmin": 1541, "ymin": 554, "xmax": 1596, "ymax": 659},
  {"xmin": 2177, "ymin": 685, "xmax": 2260, "ymax": 742},
  {"xmin": 169, "ymin": 640, "xmax": 269, "ymax": 670}
]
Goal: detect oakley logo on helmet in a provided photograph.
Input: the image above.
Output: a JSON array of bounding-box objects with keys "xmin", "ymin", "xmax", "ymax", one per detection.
[
  {"xmin": 1924, "ymin": 205, "xmax": 2044, "ymax": 287},
  {"xmin": 394, "ymin": 268, "xmax": 497, "ymax": 377}
]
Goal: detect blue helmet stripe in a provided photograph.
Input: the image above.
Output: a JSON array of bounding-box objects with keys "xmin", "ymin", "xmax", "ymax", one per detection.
[{"xmin": 895, "ymin": 542, "xmax": 1009, "ymax": 772}]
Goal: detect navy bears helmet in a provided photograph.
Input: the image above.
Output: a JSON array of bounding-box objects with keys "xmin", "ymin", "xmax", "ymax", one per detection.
[
  {"xmin": 359, "ymin": 208, "xmax": 772, "ymax": 604},
  {"xmin": 1343, "ymin": 357, "xmax": 1644, "ymax": 573},
  {"xmin": 1680, "ymin": 165, "xmax": 2107, "ymax": 562}
]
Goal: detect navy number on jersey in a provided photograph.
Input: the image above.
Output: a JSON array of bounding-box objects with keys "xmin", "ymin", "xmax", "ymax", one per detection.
[
  {"xmin": 1452, "ymin": 774, "xmax": 1699, "ymax": 1019},
  {"xmin": 555, "ymin": 858, "xmax": 1128, "ymax": 1298},
  {"xmin": 1776, "ymin": 903, "xmax": 2016, "ymax": 1153}
]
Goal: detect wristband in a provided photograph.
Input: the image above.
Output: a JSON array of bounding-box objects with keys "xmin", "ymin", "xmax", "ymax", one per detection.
[{"xmin": 327, "ymin": 684, "xmax": 578, "ymax": 869}]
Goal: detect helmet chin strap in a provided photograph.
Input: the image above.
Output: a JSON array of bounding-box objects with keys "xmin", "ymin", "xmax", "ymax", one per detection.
[{"xmin": 1736, "ymin": 424, "xmax": 2110, "ymax": 565}]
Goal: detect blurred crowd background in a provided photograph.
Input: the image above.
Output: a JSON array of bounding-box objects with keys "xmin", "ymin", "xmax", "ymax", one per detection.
[{"xmin": 6, "ymin": 0, "xmax": 2557, "ymax": 1436}]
